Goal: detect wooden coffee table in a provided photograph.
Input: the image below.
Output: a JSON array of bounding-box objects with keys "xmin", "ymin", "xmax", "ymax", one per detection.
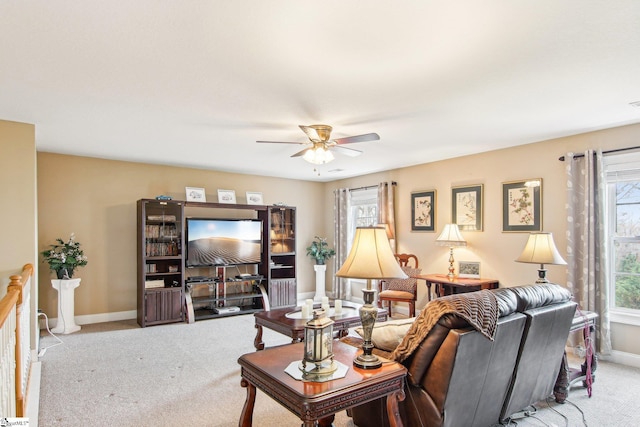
[
  {"xmin": 253, "ymin": 301, "xmax": 388, "ymax": 350},
  {"xmin": 238, "ymin": 340, "xmax": 407, "ymax": 427}
]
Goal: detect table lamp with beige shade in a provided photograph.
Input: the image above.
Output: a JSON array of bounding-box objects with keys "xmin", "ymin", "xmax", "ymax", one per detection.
[
  {"xmin": 515, "ymin": 232, "xmax": 567, "ymax": 283},
  {"xmin": 436, "ymin": 223, "xmax": 467, "ymax": 280},
  {"xmin": 336, "ymin": 226, "xmax": 407, "ymax": 369}
]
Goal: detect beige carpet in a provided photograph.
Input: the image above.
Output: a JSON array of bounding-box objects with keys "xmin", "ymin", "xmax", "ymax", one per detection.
[{"xmin": 38, "ymin": 314, "xmax": 640, "ymax": 426}]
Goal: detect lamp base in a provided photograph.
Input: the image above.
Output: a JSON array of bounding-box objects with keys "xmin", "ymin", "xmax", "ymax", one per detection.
[
  {"xmin": 446, "ymin": 247, "xmax": 456, "ymax": 280},
  {"xmin": 354, "ymin": 288, "xmax": 382, "ymax": 370},
  {"xmin": 535, "ymin": 267, "xmax": 549, "ymax": 283}
]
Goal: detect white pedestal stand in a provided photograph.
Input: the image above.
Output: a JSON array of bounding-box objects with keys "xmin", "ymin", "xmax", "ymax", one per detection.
[
  {"xmin": 313, "ymin": 264, "xmax": 327, "ymax": 301},
  {"xmin": 51, "ymin": 278, "xmax": 82, "ymax": 334}
]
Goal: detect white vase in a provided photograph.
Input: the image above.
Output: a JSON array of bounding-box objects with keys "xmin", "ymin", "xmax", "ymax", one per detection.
[
  {"xmin": 51, "ymin": 278, "xmax": 82, "ymax": 334},
  {"xmin": 313, "ymin": 264, "xmax": 327, "ymax": 301}
]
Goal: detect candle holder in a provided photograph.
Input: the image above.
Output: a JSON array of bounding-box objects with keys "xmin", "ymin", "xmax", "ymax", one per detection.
[{"xmin": 299, "ymin": 308, "xmax": 337, "ymax": 380}]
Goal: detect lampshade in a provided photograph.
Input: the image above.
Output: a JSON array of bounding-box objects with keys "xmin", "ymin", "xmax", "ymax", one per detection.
[
  {"xmin": 515, "ymin": 232, "xmax": 567, "ymax": 265},
  {"xmin": 436, "ymin": 224, "xmax": 467, "ymax": 247},
  {"xmin": 303, "ymin": 144, "xmax": 335, "ymax": 165},
  {"xmin": 516, "ymin": 232, "xmax": 566, "ymax": 283},
  {"xmin": 336, "ymin": 226, "xmax": 407, "ymax": 281}
]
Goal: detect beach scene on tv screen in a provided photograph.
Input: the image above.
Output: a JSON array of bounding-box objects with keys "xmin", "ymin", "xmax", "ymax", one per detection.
[{"xmin": 187, "ymin": 219, "xmax": 261, "ymax": 266}]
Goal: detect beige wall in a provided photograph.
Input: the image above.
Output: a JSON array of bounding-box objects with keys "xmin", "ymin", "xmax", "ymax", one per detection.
[
  {"xmin": 36, "ymin": 153, "xmax": 325, "ymax": 317},
  {"xmin": 325, "ymin": 123, "xmax": 640, "ymax": 356},
  {"xmin": 0, "ymin": 120, "xmax": 37, "ymax": 287},
  {"xmin": 34, "ymin": 123, "xmax": 640, "ymax": 357}
]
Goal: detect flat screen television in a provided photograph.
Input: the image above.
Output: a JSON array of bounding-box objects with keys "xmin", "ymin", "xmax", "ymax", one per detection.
[{"xmin": 186, "ymin": 218, "xmax": 263, "ymax": 267}]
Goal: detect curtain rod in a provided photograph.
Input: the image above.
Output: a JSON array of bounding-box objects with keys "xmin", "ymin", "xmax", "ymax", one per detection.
[
  {"xmin": 349, "ymin": 181, "xmax": 397, "ymax": 192},
  {"xmin": 558, "ymin": 146, "xmax": 640, "ymax": 161}
]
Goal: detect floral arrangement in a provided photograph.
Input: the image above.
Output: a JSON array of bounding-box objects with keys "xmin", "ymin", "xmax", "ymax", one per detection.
[
  {"xmin": 305, "ymin": 236, "xmax": 336, "ymax": 265},
  {"xmin": 41, "ymin": 233, "xmax": 88, "ymax": 279}
]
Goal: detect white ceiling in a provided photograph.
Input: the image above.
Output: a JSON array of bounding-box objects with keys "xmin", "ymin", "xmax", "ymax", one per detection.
[{"xmin": 1, "ymin": 1, "xmax": 640, "ymax": 182}]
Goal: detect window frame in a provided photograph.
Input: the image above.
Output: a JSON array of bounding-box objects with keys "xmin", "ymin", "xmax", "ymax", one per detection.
[
  {"xmin": 346, "ymin": 187, "xmax": 379, "ymax": 296},
  {"xmin": 605, "ymin": 151, "xmax": 640, "ymax": 326}
]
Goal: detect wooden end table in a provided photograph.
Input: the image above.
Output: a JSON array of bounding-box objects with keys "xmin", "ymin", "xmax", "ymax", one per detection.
[
  {"xmin": 253, "ymin": 301, "xmax": 388, "ymax": 350},
  {"xmin": 413, "ymin": 274, "xmax": 499, "ymax": 300},
  {"xmin": 238, "ymin": 340, "xmax": 407, "ymax": 427}
]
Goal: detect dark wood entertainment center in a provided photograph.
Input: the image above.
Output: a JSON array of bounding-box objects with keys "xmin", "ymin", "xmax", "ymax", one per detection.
[{"xmin": 137, "ymin": 198, "xmax": 297, "ymax": 327}]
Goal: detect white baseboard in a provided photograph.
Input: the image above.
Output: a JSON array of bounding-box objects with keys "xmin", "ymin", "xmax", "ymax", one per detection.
[
  {"xmin": 26, "ymin": 359, "xmax": 41, "ymax": 426},
  {"xmin": 602, "ymin": 349, "xmax": 640, "ymax": 369},
  {"xmin": 42, "ymin": 310, "xmax": 136, "ymax": 329}
]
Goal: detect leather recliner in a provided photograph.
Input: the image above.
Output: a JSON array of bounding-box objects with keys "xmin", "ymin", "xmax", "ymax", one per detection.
[{"xmin": 349, "ymin": 283, "xmax": 576, "ymax": 427}]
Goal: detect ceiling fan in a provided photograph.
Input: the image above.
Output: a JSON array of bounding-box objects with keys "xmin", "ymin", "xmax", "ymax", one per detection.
[{"xmin": 257, "ymin": 124, "xmax": 380, "ymax": 164}]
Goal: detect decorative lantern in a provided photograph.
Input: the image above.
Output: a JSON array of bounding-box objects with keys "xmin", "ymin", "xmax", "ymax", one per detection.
[{"xmin": 300, "ymin": 308, "xmax": 337, "ymax": 380}]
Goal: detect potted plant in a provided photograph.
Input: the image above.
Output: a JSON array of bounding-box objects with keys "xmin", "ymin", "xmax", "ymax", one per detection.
[
  {"xmin": 41, "ymin": 233, "xmax": 88, "ymax": 279},
  {"xmin": 306, "ymin": 236, "xmax": 336, "ymax": 265}
]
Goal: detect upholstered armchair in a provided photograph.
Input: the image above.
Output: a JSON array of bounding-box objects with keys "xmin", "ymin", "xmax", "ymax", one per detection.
[{"xmin": 378, "ymin": 254, "xmax": 421, "ymax": 317}]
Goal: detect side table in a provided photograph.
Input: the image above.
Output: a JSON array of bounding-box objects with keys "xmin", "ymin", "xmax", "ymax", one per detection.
[
  {"xmin": 413, "ymin": 274, "xmax": 499, "ymax": 300},
  {"xmin": 51, "ymin": 278, "xmax": 82, "ymax": 334},
  {"xmin": 238, "ymin": 340, "xmax": 407, "ymax": 427}
]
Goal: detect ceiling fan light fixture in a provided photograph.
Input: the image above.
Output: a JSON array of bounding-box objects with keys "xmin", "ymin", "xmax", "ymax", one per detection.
[{"xmin": 303, "ymin": 145, "xmax": 335, "ymax": 164}]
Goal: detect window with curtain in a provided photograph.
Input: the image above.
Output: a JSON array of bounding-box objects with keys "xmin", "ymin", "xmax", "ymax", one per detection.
[
  {"xmin": 605, "ymin": 151, "xmax": 640, "ymax": 321},
  {"xmin": 348, "ymin": 187, "xmax": 379, "ymax": 245},
  {"xmin": 343, "ymin": 187, "xmax": 379, "ymax": 298}
]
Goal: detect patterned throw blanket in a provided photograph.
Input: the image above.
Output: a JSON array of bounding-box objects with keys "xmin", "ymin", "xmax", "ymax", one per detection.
[{"xmin": 391, "ymin": 290, "xmax": 499, "ymax": 363}]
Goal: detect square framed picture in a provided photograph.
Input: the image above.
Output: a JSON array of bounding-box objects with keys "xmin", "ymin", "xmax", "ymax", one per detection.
[
  {"xmin": 246, "ymin": 191, "xmax": 264, "ymax": 205},
  {"xmin": 185, "ymin": 187, "xmax": 206, "ymax": 202},
  {"xmin": 217, "ymin": 189, "xmax": 237, "ymax": 204},
  {"xmin": 458, "ymin": 261, "xmax": 480, "ymax": 279},
  {"xmin": 502, "ymin": 179, "xmax": 542, "ymax": 232},
  {"xmin": 411, "ymin": 190, "xmax": 436, "ymax": 231},
  {"xmin": 452, "ymin": 184, "xmax": 483, "ymax": 231}
]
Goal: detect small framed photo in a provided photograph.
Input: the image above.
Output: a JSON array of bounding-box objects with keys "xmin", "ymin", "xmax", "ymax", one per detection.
[
  {"xmin": 185, "ymin": 187, "xmax": 206, "ymax": 202},
  {"xmin": 411, "ymin": 190, "xmax": 436, "ymax": 232},
  {"xmin": 502, "ymin": 179, "xmax": 542, "ymax": 232},
  {"xmin": 458, "ymin": 261, "xmax": 480, "ymax": 279},
  {"xmin": 246, "ymin": 191, "xmax": 264, "ymax": 205},
  {"xmin": 452, "ymin": 184, "xmax": 483, "ymax": 231},
  {"xmin": 217, "ymin": 189, "xmax": 237, "ymax": 204}
]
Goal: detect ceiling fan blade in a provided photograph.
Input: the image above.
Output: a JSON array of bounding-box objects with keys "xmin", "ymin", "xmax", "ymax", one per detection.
[
  {"xmin": 257, "ymin": 140, "xmax": 306, "ymax": 145},
  {"xmin": 333, "ymin": 133, "xmax": 380, "ymax": 145},
  {"xmin": 330, "ymin": 145, "xmax": 363, "ymax": 157},
  {"xmin": 299, "ymin": 125, "xmax": 320, "ymax": 142},
  {"xmin": 299, "ymin": 124, "xmax": 332, "ymax": 142},
  {"xmin": 291, "ymin": 147, "xmax": 312, "ymax": 158}
]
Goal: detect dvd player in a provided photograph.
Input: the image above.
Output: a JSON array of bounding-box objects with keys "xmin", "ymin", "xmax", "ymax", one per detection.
[
  {"xmin": 214, "ymin": 306, "xmax": 240, "ymax": 314},
  {"xmin": 187, "ymin": 276, "xmax": 215, "ymax": 282}
]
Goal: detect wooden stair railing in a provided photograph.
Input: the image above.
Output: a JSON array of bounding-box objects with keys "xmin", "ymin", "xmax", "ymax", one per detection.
[{"xmin": 0, "ymin": 263, "xmax": 34, "ymax": 417}]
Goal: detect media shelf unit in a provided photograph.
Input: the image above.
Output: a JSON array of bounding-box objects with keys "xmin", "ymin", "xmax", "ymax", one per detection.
[
  {"xmin": 261, "ymin": 206, "xmax": 297, "ymax": 308},
  {"xmin": 136, "ymin": 199, "xmax": 297, "ymax": 326},
  {"xmin": 185, "ymin": 268, "xmax": 267, "ymax": 321},
  {"xmin": 137, "ymin": 199, "xmax": 185, "ymax": 327}
]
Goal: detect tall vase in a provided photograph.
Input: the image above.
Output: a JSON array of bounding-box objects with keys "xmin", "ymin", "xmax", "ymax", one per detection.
[
  {"xmin": 51, "ymin": 278, "xmax": 82, "ymax": 334},
  {"xmin": 313, "ymin": 264, "xmax": 327, "ymax": 302}
]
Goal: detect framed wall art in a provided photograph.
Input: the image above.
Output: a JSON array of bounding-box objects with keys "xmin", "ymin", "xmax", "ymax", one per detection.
[
  {"xmin": 452, "ymin": 184, "xmax": 483, "ymax": 231},
  {"xmin": 411, "ymin": 190, "xmax": 436, "ymax": 231},
  {"xmin": 502, "ymin": 179, "xmax": 542, "ymax": 232},
  {"xmin": 245, "ymin": 191, "xmax": 263, "ymax": 205},
  {"xmin": 458, "ymin": 261, "xmax": 480, "ymax": 279},
  {"xmin": 217, "ymin": 189, "xmax": 237, "ymax": 204},
  {"xmin": 185, "ymin": 187, "xmax": 206, "ymax": 202}
]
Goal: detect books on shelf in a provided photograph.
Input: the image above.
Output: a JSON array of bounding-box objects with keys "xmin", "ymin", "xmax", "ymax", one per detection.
[
  {"xmin": 144, "ymin": 224, "xmax": 178, "ymax": 239},
  {"xmin": 147, "ymin": 214, "xmax": 177, "ymax": 221},
  {"xmin": 145, "ymin": 280, "xmax": 165, "ymax": 289}
]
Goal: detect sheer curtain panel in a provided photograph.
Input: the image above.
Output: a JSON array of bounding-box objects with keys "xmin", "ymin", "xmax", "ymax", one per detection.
[{"xmin": 565, "ymin": 149, "xmax": 611, "ymax": 354}]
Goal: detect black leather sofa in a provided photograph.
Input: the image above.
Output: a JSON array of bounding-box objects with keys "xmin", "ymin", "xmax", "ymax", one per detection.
[{"xmin": 349, "ymin": 283, "xmax": 576, "ymax": 427}]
